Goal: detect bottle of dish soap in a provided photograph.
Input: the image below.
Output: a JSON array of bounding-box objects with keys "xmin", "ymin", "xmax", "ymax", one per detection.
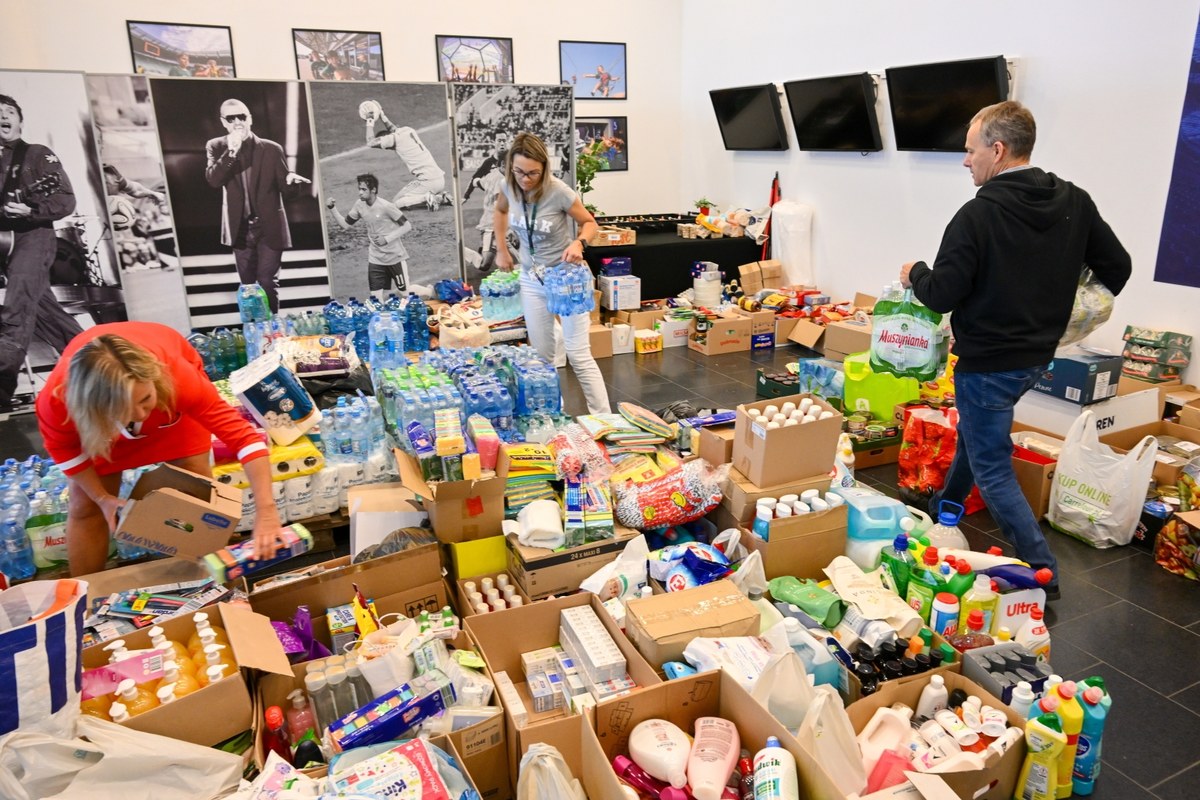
[{"xmin": 1016, "ymin": 713, "xmax": 1067, "ymax": 800}]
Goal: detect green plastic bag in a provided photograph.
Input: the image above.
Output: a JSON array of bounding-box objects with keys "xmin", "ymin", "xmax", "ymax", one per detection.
[
  {"xmin": 767, "ymin": 575, "xmax": 843, "ymax": 628},
  {"xmin": 870, "ymin": 288, "xmax": 943, "ymax": 382}
]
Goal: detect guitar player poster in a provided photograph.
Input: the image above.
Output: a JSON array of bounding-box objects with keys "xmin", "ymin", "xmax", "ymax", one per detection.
[{"xmin": 0, "ymin": 69, "xmax": 123, "ymax": 416}]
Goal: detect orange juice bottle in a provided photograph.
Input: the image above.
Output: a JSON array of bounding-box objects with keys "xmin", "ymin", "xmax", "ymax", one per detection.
[
  {"xmin": 158, "ymin": 660, "xmax": 201, "ymax": 697},
  {"xmin": 80, "ymin": 693, "xmax": 113, "ymax": 720},
  {"xmin": 186, "ymin": 612, "xmax": 229, "ymax": 655},
  {"xmin": 149, "ymin": 625, "xmax": 191, "ymax": 665},
  {"xmin": 113, "ymin": 678, "xmax": 159, "ymax": 717}
]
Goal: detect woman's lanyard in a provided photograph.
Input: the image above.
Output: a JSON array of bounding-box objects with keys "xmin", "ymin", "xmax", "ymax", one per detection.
[{"xmin": 519, "ymin": 187, "xmax": 541, "ymax": 282}]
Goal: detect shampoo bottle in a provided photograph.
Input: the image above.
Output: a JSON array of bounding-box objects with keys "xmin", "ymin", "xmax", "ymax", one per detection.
[
  {"xmin": 628, "ymin": 719, "xmax": 691, "ymax": 788},
  {"xmin": 688, "ymin": 717, "xmax": 740, "ymax": 800}
]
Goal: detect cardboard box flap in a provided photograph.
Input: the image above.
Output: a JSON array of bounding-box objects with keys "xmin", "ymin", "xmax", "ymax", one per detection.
[
  {"xmin": 1176, "ymin": 510, "xmax": 1200, "ymax": 528},
  {"xmin": 130, "ymin": 463, "xmax": 241, "ymax": 506},
  {"xmin": 216, "ymin": 602, "xmax": 294, "ymax": 676},
  {"xmin": 395, "ymin": 449, "xmax": 436, "ymax": 503},
  {"xmin": 788, "ymin": 319, "xmax": 826, "ymax": 349},
  {"xmin": 628, "ymin": 579, "xmax": 757, "ymax": 641},
  {"xmin": 395, "ymin": 449, "xmax": 507, "ymax": 502}
]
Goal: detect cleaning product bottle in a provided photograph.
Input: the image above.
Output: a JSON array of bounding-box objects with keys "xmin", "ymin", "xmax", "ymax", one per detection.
[
  {"xmin": 262, "ymin": 705, "xmax": 294, "ymax": 766},
  {"xmin": 1016, "ymin": 713, "xmax": 1067, "ymax": 800},
  {"xmin": 958, "ymin": 574, "xmax": 999, "ymax": 635},
  {"xmin": 915, "ymin": 674, "xmax": 949, "ymax": 719},
  {"xmin": 879, "ymin": 533, "xmax": 916, "ymax": 599},
  {"xmin": 781, "ymin": 618, "xmax": 839, "ymax": 687},
  {"xmin": 628, "ymin": 719, "xmax": 691, "ymax": 788},
  {"xmin": 1052, "ymin": 682, "xmax": 1084, "ymax": 799},
  {"xmin": 752, "ymin": 736, "xmax": 799, "ymax": 800},
  {"xmin": 1015, "ymin": 605, "xmax": 1051, "ymax": 664},
  {"xmin": 905, "ymin": 546, "xmax": 942, "ymax": 623},
  {"xmin": 945, "ymin": 560, "xmax": 975, "ymax": 598},
  {"xmin": 1072, "ymin": 683, "xmax": 1111, "ymax": 796},
  {"xmin": 840, "ymin": 492, "xmax": 909, "ymax": 571},
  {"xmin": 925, "ymin": 501, "xmax": 969, "ymax": 550},
  {"xmin": 113, "ymin": 678, "xmax": 159, "ymax": 717},
  {"xmin": 945, "ymin": 610, "xmax": 994, "ymax": 653},
  {"xmin": 929, "ymin": 592, "xmax": 960, "ymax": 639},
  {"xmin": 749, "ymin": 588, "xmax": 786, "ymax": 633},
  {"xmin": 856, "ymin": 704, "xmax": 914, "ymax": 776},
  {"xmin": 687, "ymin": 717, "xmax": 740, "ymax": 800},
  {"xmin": 285, "ymin": 689, "xmax": 317, "ymax": 743},
  {"xmin": 1010, "ymin": 680, "xmax": 1036, "ymax": 718}
]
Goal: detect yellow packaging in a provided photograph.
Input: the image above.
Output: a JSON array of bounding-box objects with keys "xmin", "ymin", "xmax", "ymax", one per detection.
[
  {"xmin": 634, "ymin": 329, "xmax": 663, "ymax": 354},
  {"xmin": 462, "ymin": 452, "xmax": 481, "ymax": 480},
  {"xmin": 212, "ymin": 436, "xmax": 323, "ymax": 487},
  {"xmin": 1016, "ymin": 713, "xmax": 1067, "ymax": 800}
]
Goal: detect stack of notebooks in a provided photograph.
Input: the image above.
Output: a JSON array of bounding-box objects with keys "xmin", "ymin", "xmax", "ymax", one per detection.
[
  {"xmin": 578, "ymin": 412, "xmax": 667, "ymax": 458},
  {"xmin": 83, "ymin": 578, "xmax": 231, "ymax": 647},
  {"xmin": 502, "ymin": 443, "xmax": 558, "ymax": 510}
]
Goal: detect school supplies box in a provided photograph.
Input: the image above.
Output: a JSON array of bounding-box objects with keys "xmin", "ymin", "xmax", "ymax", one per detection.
[
  {"xmin": 202, "ymin": 523, "xmax": 314, "ymax": 583},
  {"xmin": 329, "ymin": 668, "xmax": 456, "ymax": 751}
]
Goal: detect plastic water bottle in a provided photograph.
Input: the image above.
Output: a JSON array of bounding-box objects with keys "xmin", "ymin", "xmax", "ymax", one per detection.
[
  {"xmin": 927, "ymin": 500, "xmax": 970, "ymax": 550},
  {"xmin": 1, "ymin": 518, "xmax": 36, "ymax": 580},
  {"xmin": 237, "ymin": 283, "xmax": 271, "ymax": 323},
  {"xmin": 404, "ymin": 294, "xmax": 430, "ymax": 351}
]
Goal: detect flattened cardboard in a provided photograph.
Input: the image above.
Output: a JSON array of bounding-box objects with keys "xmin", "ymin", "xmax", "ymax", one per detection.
[
  {"xmin": 115, "ymin": 464, "xmax": 242, "ymax": 559},
  {"xmin": 81, "ymin": 602, "xmax": 291, "ymax": 747},
  {"xmin": 505, "ymin": 525, "xmax": 639, "ymax": 599},
  {"xmin": 733, "ymin": 393, "xmax": 843, "ymax": 486},
  {"xmin": 394, "ymin": 448, "xmax": 506, "ymax": 543},
  {"xmin": 580, "ymin": 670, "xmax": 843, "ymax": 800},
  {"xmin": 738, "ymin": 504, "xmax": 848, "ymax": 580},
  {"xmin": 623, "ymin": 579, "xmax": 759, "ymax": 667}
]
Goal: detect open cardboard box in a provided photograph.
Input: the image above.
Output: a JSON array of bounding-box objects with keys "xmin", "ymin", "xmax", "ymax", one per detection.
[
  {"xmin": 738, "ymin": 504, "xmax": 848, "ymax": 581},
  {"xmin": 846, "ymin": 671, "xmax": 1026, "ymax": 800},
  {"xmin": 696, "ymin": 422, "xmax": 735, "ymax": 467},
  {"xmin": 1100, "ymin": 419, "xmax": 1200, "ymax": 485},
  {"xmin": 346, "ymin": 482, "xmax": 427, "ymax": 558},
  {"xmin": 466, "ymin": 592, "xmax": 662, "ymax": 781},
  {"xmin": 824, "ymin": 318, "xmax": 873, "ymax": 356},
  {"xmin": 1010, "ymin": 422, "xmax": 1065, "ymax": 519},
  {"xmin": 505, "ymin": 524, "xmax": 639, "ymax": 600},
  {"xmin": 115, "ymin": 463, "xmax": 242, "ymax": 559},
  {"xmin": 733, "ymin": 393, "xmax": 843, "ymax": 486},
  {"xmin": 689, "ymin": 314, "xmax": 751, "ymax": 356},
  {"xmin": 623, "ymin": 579, "xmax": 759, "ymax": 668},
  {"xmin": 579, "ymin": 669, "xmax": 843, "ymax": 800},
  {"xmin": 81, "ymin": 602, "xmax": 292, "ymax": 747},
  {"xmin": 838, "ymin": 631, "xmax": 961, "ymax": 705},
  {"xmin": 712, "ymin": 467, "xmax": 831, "ymax": 531},
  {"xmin": 394, "ymin": 448, "xmax": 507, "ymax": 543}
]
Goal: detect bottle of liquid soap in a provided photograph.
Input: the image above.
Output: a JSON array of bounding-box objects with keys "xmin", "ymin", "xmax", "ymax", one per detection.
[
  {"xmin": 958, "ymin": 574, "xmax": 999, "ymax": 636},
  {"xmin": 113, "ymin": 678, "xmax": 159, "ymax": 717},
  {"xmin": 262, "ymin": 705, "xmax": 294, "ymax": 766},
  {"xmin": 157, "ymin": 659, "xmax": 201, "ymax": 698},
  {"xmin": 879, "ymin": 533, "xmax": 916, "ymax": 599},
  {"xmin": 285, "ymin": 689, "xmax": 317, "ymax": 743},
  {"xmin": 905, "ymin": 546, "xmax": 942, "ymax": 623}
]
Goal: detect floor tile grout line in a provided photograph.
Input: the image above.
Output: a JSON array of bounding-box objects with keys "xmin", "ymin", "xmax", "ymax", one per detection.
[
  {"xmin": 1147, "ymin": 759, "xmax": 1200, "ymax": 792},
  {"xmin": 1074, "ymin": 655, "xmax": 1200, "ymax": 721},
  {"xmin": 1168, "ymin": 676, "xmax": 1200, "ymax": 700}
]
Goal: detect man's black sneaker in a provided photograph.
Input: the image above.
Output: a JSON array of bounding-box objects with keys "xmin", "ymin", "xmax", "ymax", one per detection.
[{"xmin": 1044, "ymin": 585, "xmax": 1061, "ymax": 602}]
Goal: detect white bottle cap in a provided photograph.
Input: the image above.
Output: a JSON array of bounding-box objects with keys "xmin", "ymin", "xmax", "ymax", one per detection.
[
  {"xmin": 490, "ymin": 598, "xmax": 507, "ymax": 611},
  {"xmin": 766, "ymin": 421, "xmax": 781, "ymax": 430},
  {"xmin": 800, "ymin": 415, "xmax": 815, "ymax": 424},
  {"xmin": 799, "ymin": 398, "xmax": 814, "ymax": 412},
  {"xmin": 481, "ymin": 577, "xmax": 494, "ymax": 592},
  {"xmin": 756, "ymin": 497, "xmax": 777, "ymax": 509},
  {"xmin": 810, "ymin": 497, "xmax": 830, "ymax": 511},
  {"xmin": 110, "ymin": 701, "xmax": 129, "ymax": 723},
  {"xmin": 508, "ymin": 597, "xmax": 523, "ymax": 608},
  {"xmin": 755, "ymin": 414, "xmax": 770, "ymax": 425},
  {"xmin": 502, "ymin": 585, "xmax": 516, "ymax": 600},
  {"xmin": 486, "ymin": 588, "xmax": 500, "ymax": 602},
  {"xmin": 800, "ymin": 489, "xmax": 820, "ymax": 501},
  {"xmin": 763, "ymin": 405, "xmax": 779, "ymax": 417},
  {"xmin": 775, "ymin": 504, "xmax": 793, "ymax": 518},
  {"xmin": 463, "ymin": 581, "xmax": 477, "ymax": 595},
  {"xmin": 496, "ymin": 574, "xmax": 510, "ymax": 589},
  {"xmin": 772, "ymin": 414, "xmax": 787, "ymax": 424},
  {"xmin": 779, "ymin": 494, "xmax": 799, "ymax": 505},
  {"xmin": 640, "ymin": 586, "xmax": 654, "ymax": 598},
  {"xmin": 469, "ymin": 591, "xmax": 484, "ymax": 604},
  {"xmin": 784, "ymin": 418, "xmax": 799, "ymax": 426},
  {"xmin": 756, "ymin": 507, "xmax": 773, "ymax": 522},
  {"xmin": 474, "ymin": 603, "xmax": 490, "ymax": 614},
  {"xmin": 789, "ymin": 409, "xmax": 806, "ymax": 420},
  {"xmin": 818, "ymin": 410, "xmax": 835, "ymax": 420},
  {"xmin": 206, "ymin": 664, "xmax": 228, "ymax": 684},
  {"xmin": 117, "ymin": 678, "xmax": 137, "ymax": 698},
  {"xmin": 792, "ymin": 501, "xmax": 811, "ymax": 515},
  {"xmin": 780, "ymin": 402, "xmax": 797, "ymax": 416},
  {"xmin": 825, "ymin": 492, "xmax": 845, "ymax": 507}
]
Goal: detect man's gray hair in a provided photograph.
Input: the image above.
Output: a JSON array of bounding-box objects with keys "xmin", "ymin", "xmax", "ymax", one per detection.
[{"xmin": 972, "ymin": 100, "xmax": 1036, "ymax": 159}]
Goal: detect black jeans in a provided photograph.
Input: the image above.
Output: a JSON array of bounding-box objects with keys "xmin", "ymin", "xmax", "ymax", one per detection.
[{"xmin": 233, "ymin": 217, "xmax": 282, "ymax": 314}]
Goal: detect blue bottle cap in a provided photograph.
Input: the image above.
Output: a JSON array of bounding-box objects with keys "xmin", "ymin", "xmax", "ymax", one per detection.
[
  {"xmin": 938, "ymin": 511, "xmax": 959, "ymax": 525},
  {"xmin": 893, "ymin": 534, "xmax": 909, "ymax": 551},
  {"xmin": 766, "ymin": 736, "xmax": 781, "ymax": 748}
]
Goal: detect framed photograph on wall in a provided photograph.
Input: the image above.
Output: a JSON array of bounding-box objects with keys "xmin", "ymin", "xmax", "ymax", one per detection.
[
  {"xmin": 576, "ymin": 116, "xmax": 628, "ymax": 171},
  {"xmin": 126, "ymin": 20, "xmax": 236, "ymax": 77},
  {"xmin": 559, "ymin": 40, "xmax": 626, "ymax": 99},
  {"xmin": 435, "ymin": 35, "xmax": 514, "ymax": 83},
  {"xmin": 293, "ymin": 29, "xmax": 384, "ymax": 81}
]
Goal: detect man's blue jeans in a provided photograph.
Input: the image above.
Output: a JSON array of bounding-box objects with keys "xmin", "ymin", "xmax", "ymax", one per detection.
[{"xmin": 931, "ymin": 366, "xmax": 1059, "ymax": 585}]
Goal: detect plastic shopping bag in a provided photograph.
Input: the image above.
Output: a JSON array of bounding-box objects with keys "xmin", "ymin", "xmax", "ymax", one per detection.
[
  {"xmin": 1048, "ymin": 410, "xmax": 1156, "ymax": 548},
  {"xmin": 516, "ymin": 742, "xmax": 587, "ymax": 800},
  {"xmin": 870, "ymin": 288, "xmax": 943, "ymax": 382},
  {"xmin": 794, "ymin": 688, "xmax": 867, "ymax": 797},
  {"xmin": 0, "ymin": 715, "xmax": 242, "ymax": 800},
  {"xmin": 0, "ymin": 579, "xmax": 87, "ymax": 739},
  {"xmin": 1058, "ymin": 266, "xmax": 1115, "ymax": 348}
]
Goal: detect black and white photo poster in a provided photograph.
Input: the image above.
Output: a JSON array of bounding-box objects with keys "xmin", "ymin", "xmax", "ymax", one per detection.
[
  {"xmin": 309, "ymin": 82, "xmax": 457, "ymax": 300},
  {"xmin": 451, "ymin": 84, "xmax": 573, "ymax": 285},
  {"xmin": 86, "ymin": 74, "xmax": 190, "ymax": 333},
  {"xmin": 149, "ymin": 78, "xmax": 325, "ymax": 329},
  {"xmin": 0, "ymin": 69, "xmax": 124, "ymax": 415}
]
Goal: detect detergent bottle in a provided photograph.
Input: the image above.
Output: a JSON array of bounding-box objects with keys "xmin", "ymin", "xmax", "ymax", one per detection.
[
  {"xmin": 836, "ymin": 487, "xmax": 910, "ymax": 571},
  {"xmin": 781, "ymin": 617, "xmax": 839, "ymax": 687},
  {"xmin": 905, "ymin": 546, "xmax": 942, "ymax": 623},
  {"xmin": 1052, "ymin": 682, "xmax": 1084, "ymax": 799},
  {"xmin": 1016, "ymin": 713, "xmax": 1068, "ymax": 800},
  {"xmin": 958, "ymin": 575, "xmax": 999, "ymax": 635},
  {"xmin": 879, "ymin": 533, "xmax": 916, "ymax": 598},
  {"xmin": 1015, "ymin": 605, "xmax": 1051, "ymax": 664},
  {"xmin": 925, "ymin": 501, "xmax": 969, "ymax": 550},
  {"xmin": 1073, "ymin": 681, "xmax": 1112, "ymax": 796}
]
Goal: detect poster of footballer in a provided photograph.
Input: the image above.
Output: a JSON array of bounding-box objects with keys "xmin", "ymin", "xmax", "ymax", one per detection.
[{"xmin": 309, "ymin": 81, "xmax": 457, "ymax": 300}]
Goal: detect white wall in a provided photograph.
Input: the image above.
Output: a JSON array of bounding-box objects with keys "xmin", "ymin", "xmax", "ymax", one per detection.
[
  {"xmin": 0, "ymin": 0, "xmax": 682, "ymax": 216},
  {"xmin": 681, "ymin": 0, "xmax": 1200, "ymax": 379}
]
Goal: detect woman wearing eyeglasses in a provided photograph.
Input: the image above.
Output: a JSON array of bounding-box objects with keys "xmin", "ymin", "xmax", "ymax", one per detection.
[{"xmin": 493, "ymin": 131, "xmax": 610, "ymax": 414}]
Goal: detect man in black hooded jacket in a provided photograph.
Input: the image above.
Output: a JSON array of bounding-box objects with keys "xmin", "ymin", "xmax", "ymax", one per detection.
[{"xmin": 900, "ymin": 100, "xmax": 1131, "ymax": 598}]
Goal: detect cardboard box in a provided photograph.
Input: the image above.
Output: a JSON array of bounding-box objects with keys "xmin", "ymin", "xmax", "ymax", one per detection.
[
  {"xmin": 623, "ymin": 579, "xmax": 759, "ymax": 667},
  {"xmin": 733, "ymin": 393, "xmax": 843, "ymax": 487},
  {"xmin": 590, "ymin": 289, "xmax": 601, "ymax": 324},
  {"xmin": 1030, "ymin": 352, "xmax": 1122, "ymax": 405},
  {"xmin": 734, "ymin": 307, "xmax": 776, "ymax": 336},
  {"xmin": 758, "ymin": 258, "xmax": 784, "ymax": 285},
  {"xmin": 395, "ymin": 449, "xmax": 507, "ymax": 543},
  {"xmin": 774, "ymin": 316, "xmax": 798, "ymax": 345},
  {"xmin": 853, "ymin": 438, "xmax": 902, "ymax": 469},
  {"xmin": 697, "ymin": 424, "xmax": 735, "ymax": 467},
  {"xmin": 114, "ymin": 464, "xmax": 242, "ymax": 559},
  {"xmin": 588, "ymin": 324, "xmax": 613, "ymax": 359},
  {"xmin": 466, "ymin": 593, "xmax": 661, "ymax": 781},
  {"xmin": 846, "ymin": 672, "xmax": 1026, "ymax": 800},
  {"xmin": 840, "ymin": 631, "xmax": 961, "ymax": 705},
  {"xmin": 445, "ymin": 535, "xmax": 509, "ymax": 581},
  {"xmin": 598, "ymin": 275, "xmax": 641, "ymax": 310},
  {"xmin": 739, "ymin": 504, "xmax": 848, "ymax": 580},
  {"xmin": 716, "ymin": 467, "xmax": 832, "ymax": 527},
  {"xmin": 1009, "ymin": 423, "xmax": 1063, "ymax": 519},
  {"xmin": 506, "ymin": 525, "xmax": 639, "ymax": 600},
  {"xmin": 1014, "ymin": 386, "xmax": 1162, "ymax": 438},
  {"xmin": 248, "ymin": 543, "xmax": 442, "ymax": 631},
  {"xmin": 456, "ymin": 571, "xmax": 531, "ymax": 616},
  {"xmin": 658, "ymin": 316, "xmax": 691, "ymax": 348},
  {"xmin": 689, "ymin": 314, "xmax": 751, "ymax": 356},
  {"xmin": 82, "ymin": 602, "xmax": 291, "ymax": 747},
  {"xmin": 346, "ymin": 482, "xmax": 426, "ymax": 558},
  {"xmin": 610, "ymin": 307, "xmax": 666, "ymax": 330},
  {"xmin": 788, "ymin": 318, "xmax": 826, "ymax": 351},
  {"xmin": 738, "ymin": 261, "xmax": 763, "ymax": 293},
  {"xmin": 588, "ymin": 225, "xmax": 636, "ymax": 247},
  {"xmin": 823, "ymin": 318, "xmax": 873, "ymax": 357},
  {"xmin": 1176, "ymin": 397, "xmax": 1200, "ymax": 430},
  {"xmin": 1101, "ymin": 420, "xmax": 1200, "ymax": 485},
  {"xmin": 580, "ymin": 670, "xmax": 841, "ymax": 800}
]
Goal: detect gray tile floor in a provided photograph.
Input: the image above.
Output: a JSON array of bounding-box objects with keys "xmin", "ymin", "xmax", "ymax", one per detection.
[{"xmin": 4, "ymin": 342, "xmax": 1197, "ymax": 796}]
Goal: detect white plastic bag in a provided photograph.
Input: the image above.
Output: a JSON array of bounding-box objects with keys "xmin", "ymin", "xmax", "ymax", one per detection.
[
  {"xmin": 1058, "ymin": 266, "xmax": 1115, "ymax": 347},
  {"xmin": 1047, "ymin": 410, "xmax": 1157, "ymax": 548},
  {"xmin": 727, "ymin": 550, "xmax": 767, "ymax": 597},
  {"xmin": 0, "ymin": 715, "xmax": 242, "ymax": 800},
  {"xmin": 516, "ymin": 742, "xmax": 586, "ymax": 800},
  {"xmin": 580, "ymin": 534, "xmax": 649, "ymax": 601},
  {"xmin": 793, "ymin": 689, "xmax": 867, "ymax": 797},
  {"xmin": 749, "ymin": 651, "xmax": 817, "ymax": 733}
]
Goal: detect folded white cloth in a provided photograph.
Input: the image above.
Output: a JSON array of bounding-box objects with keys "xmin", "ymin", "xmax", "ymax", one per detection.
[{"xmin": 517, "ymin": 500, "xmax": 564, "ymax": 549}]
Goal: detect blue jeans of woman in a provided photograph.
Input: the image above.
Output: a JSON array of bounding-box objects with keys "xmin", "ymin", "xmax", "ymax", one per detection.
[{"xmin": 931, "ymin": 366, "xmax": 1059, "ymax": 585}]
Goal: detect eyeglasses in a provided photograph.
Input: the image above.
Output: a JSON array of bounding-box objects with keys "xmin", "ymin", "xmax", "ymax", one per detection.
[
  {"xmin": 513, "ymin": 167, "xmax": 543, "ymax": 180},
  {"xmin": 223, "ymin": 113, "xmax": 248, "ymax": 123}
]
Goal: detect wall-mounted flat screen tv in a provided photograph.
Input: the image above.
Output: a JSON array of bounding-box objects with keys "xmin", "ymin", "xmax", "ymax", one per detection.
[
  {"xmin": 709, "ymin": 83, "xmax": 789, "ymax": 151},
  {"xmin": 783, "ymin": 72, "xmax": 882, "ymax": 152},
  {"xmin": 886, "ymin": 56, "xmax": 1009, "ymax": 152}
]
